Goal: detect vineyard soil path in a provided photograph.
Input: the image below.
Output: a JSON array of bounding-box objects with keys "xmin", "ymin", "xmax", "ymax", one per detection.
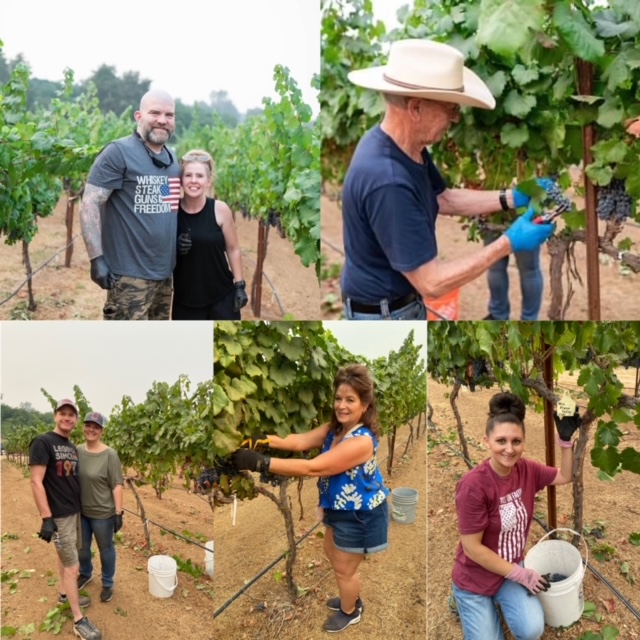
[
  {"xmin": 1, "ymin": 459, "xmax": 215, "ymax": 640},
  {"xmin": 0, "ymin": 197, "xmax": 320, "ymax": 321},
  {"xmin": 214, "ymin": 425, "xmax": 427, "ymax": 639},
  {"xmin": 427, "ymin": 374, "xmax": 640, "ymax": 640}
]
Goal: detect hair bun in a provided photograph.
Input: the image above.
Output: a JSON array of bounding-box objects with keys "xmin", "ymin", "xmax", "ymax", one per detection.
[{"xmin": 488, "ymin": 392, "xmax": 525, "ymax": 421}]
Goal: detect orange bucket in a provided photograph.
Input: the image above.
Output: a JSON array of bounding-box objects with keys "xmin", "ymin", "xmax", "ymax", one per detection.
[{"xmin": 425, "ymin": 288, "xmax": 460, "ymax": 321}]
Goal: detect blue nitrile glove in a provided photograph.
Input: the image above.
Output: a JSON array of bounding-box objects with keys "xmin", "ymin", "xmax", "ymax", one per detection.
[
  {"xmin": 504, "ymin": 206, "xmax": 555, "ymax": 252},
  {"xmin": 512, "ymin": 178, "xmax": 556, "ymax": 209}
]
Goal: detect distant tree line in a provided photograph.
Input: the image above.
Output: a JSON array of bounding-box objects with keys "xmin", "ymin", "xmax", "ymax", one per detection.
[
  {"xmin": 0, "ymin": 50, "xmax": 264, "ymax": 134},
  {"xmin": 1, "ymin": 402, "xmax": 53, "ymax": 437}
]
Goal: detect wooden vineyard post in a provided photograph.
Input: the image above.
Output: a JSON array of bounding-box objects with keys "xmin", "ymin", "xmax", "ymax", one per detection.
[
  {"xmin": 250, "ymin": 220, "xmax": 270, "ymax": 318},
  {"xmin": 577, "ymin": 60, "xmax": 601, "ymax": 320},
  {"xmin": 64, "ymin": 186, "xmax": 79, "ymax": 268},
  {"xmin": 542, "ymin": 340, "xmax": 557, "ymax": 531}
]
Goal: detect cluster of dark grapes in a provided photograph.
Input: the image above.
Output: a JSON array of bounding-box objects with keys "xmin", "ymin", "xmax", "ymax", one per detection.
[
  {"xmin": 267, "ymin": 210, "xmax": 286, "ymax": 238},
  {"xmin": 195, "ymin": 457, "xmax": 237, "ymax": 493},
  {"xmin": 622, "ymin": 353, "xmax": 640, "ymax": 369},
  {"xmin": 259, "ymin": 470, "xmax": 283, "ymax": 487},
  {"xmin": 542, "ymin": 181, "xmax": 572, "ymax": 213},
  {"xmin": 466, "ymin": 358, "xmax": 489, "ymax": 392},
  {"xmin": 241, "ymin": 209, "xmax": 252, "ymax": 222},
  {"xmin": 596, "ymin": 179, "xmax": 634, "ymax": 223},
  {"xmin": 577, "ymin": 346, "xmax": 595, "ymax": 365}
]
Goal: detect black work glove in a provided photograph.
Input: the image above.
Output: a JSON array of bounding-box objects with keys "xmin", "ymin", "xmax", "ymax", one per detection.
[
  {"xmin": 233, "ymin": 280, "xmax": 249, "ymax": 312},
  {"xmin": 38, "ymin": 517, "xmax": 57, "ymax": 543},
  {"xmin": 240, "ymin": 433, "xmax": 270, "ymax": 450},
  {"xmin": 178, "ymin": 232, "xmax": 192, "ymax": 256},
  {"xmin": 114, "ymin": 513, "xmax": 123, "ymax": 533},
  {"xmin": 553, "ymin": 409, "xmax": 581, "ymax": 442},
  {"xmin": 231, "ymin": 449, "xmax": 270, "ymax": 472},
  {"xmin": 90, "ymin": 256, "xmax": 116, "ymax": 290}
]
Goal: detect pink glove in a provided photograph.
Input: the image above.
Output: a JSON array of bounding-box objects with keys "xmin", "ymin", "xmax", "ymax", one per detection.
[{"xmin": 506, "ymin": 565, "xmax": 550, "ymax": 594}]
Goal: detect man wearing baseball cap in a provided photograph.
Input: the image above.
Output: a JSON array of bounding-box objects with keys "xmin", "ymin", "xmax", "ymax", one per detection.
[
  {"xmin": 29, "ymin": 399, "xmax": 102, "ymax": 640},
  {"xmin": 77, "ymin": 411, "xmax": 124, "ymax": 605},
  {"xmin": 340, "ymin": 39, "xmax": 557, "ymax": 320}
]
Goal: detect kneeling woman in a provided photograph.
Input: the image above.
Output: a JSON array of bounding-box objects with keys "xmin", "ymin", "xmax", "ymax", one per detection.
[
  {"xmin": 232, "ymin": 364, "xmax": 390, "ymax": 633},
  {"xmin": 452, "ymin": 392, "xmax": 580, "ymax": 640}
]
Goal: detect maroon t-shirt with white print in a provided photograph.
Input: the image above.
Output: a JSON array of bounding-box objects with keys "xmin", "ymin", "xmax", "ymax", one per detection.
[{"xmin": 452, "ymin": 458, "xmax": 558, "ymax": 596}]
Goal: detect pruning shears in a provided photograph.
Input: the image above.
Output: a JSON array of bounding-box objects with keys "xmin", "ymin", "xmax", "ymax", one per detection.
[{"xmin": 533, "ymin": 200, "xmax": 571, "ymax": 224}]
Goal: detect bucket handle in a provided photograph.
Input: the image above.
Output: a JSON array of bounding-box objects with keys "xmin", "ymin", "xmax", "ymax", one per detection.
[
  {"xmin": 152, "ymin": 572, "xmax": 178, "ymax": 594},
  {"xmin": 535, "ymin": 528, "xmax": 589, "ymax": 580}
]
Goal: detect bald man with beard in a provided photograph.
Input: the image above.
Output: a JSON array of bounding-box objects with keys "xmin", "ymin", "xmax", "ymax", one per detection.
[{"xmin": 80, "ymin": 89, "xmax": 180, "ymax": 320}]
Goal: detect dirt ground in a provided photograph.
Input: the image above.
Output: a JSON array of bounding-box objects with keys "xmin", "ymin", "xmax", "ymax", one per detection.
[
  {"xmin": 320, "ymin": 187, "xmax": 640, "ymax": 321},
  {"xmin": 0, "ymin": 196, "xmax": 320, "ymax": 321},
  {"xmin": 427, "ymin": 370, "xmax": 640, "ymax": 640},
  {"xmin": 214, "ymin": 426, "xmax": 427, "ymax": 640},
  {"xmin": 0, "ymin": 459, "xmax": 215, "ymax": 639}
]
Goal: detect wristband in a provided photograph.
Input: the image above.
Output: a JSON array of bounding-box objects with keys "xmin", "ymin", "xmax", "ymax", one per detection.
[
  {"xmin": 234, "ymin": 280, "xmax": 246, "ymax": 288},
  {"xmin": 499, "ymin": 189, "xmax": 510, "ymax": 212},
  {"xmin": 557, "ymin": 436, "xmax": 574, "ymax": 449}
]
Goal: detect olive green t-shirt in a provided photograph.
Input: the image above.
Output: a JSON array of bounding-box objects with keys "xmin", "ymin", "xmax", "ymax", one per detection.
[{"xmin": 77, "ymin": 445, "xmax": 124, "ymax": 519}]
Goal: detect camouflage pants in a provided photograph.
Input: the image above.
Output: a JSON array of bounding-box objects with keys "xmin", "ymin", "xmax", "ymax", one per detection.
[{"xmin": 103, "ymin": 276, "xmax": 172, "ymax": 320}]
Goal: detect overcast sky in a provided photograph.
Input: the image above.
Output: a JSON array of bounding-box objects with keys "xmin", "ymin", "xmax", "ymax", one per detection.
[
  {"xmin": 323, "ymin": 321, "xmax": 427, "ymax": 365},
  {"xmin": 1, "ymin": 0, "xmax": 319, "ymax": 115},
  {"xmin": 0, "ymin": 322, "xmax": 213, "ymax": 415}
]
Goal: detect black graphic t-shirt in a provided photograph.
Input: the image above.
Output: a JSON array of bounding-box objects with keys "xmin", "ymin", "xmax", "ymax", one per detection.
[{"xmin": 29, "ymin": 432, "xmax": 81, "ymax": 518}]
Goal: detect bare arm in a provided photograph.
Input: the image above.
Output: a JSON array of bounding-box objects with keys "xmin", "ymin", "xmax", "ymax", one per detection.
[
  {"xmin": 269, "ymin": 435, "xmax": 373, "ymax": 477},
  {"xmin": 460, "ymin": 531, "xmax": 516, "ymax": 577},
  {"xmin": 30, "ymin": 465, "xmax": 52, "ymax": 518},
  {"xmin": 112, "ymin": 484, "xmax": 124, "ymax": 513},
  {"xmin": 216, "ymin": 200, "xmax": 244, "ymax": 282},
  {"xmin": 437, "ymin": 187, "xmax": 515, "ymax": 218},
  {"xmin": 403, "ymin": 235, "xmax": 512, "ymax": 299},
  {"xmin": 80, "ymin": 184, "xmax": 112, "ymax": 259},
  {"xmin": 550, "ymin": 445, "xmax": 574, "ymax": 485},
  {"xmin": 267, "ymin": 423, "xmax": 331, "ymax": 452}
]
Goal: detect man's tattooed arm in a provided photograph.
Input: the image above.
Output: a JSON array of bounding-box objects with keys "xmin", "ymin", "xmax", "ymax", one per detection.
[{"xmin": 80, "ymin": 184, "xmax": 113, "ymax": 260}]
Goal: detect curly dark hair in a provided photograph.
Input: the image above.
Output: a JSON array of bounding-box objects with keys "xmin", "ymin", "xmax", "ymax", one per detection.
[
  {"xmin": 486, "ymin": 392, "xmax": 526, "ymax": 436},
  {"xmin": 328, "ymin": 364, "xmax": 380, "ymax": 438}
]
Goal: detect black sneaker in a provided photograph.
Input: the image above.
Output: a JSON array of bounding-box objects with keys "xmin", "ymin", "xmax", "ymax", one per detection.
[
  {"xmin": 58, "ymin": 594, "xmax": 91, "ymax": 608},
  {"xmin": 326, "ymin": 596, "xmax": 364, "ymax": 614},
  {"xmin": 100, "ymin": 587, "xmax": 113, "ymax": 602},
  {"xmin": 77, "ymin": 574, "xmax": 93, "ymax": 590},
  {"xmin": 73, "ymin": 616, "xmax": 102, "ymax": 640},
  {"xmin": 323, "ymin": 608, "xmax": 361, "ymax": 633}
]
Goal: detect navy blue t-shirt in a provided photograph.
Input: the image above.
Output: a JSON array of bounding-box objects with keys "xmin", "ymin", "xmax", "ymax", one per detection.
[{"xmin": 341, "ymin": 125, "xmax": 446, "ymax": 303}]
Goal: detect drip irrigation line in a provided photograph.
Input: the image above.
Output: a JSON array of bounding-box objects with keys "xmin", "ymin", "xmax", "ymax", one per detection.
[
  {"xmin": 430, "ymin": 426, "xmax": 640, "ymax": 622},
  {"xmin": 321, "ymin": 235, "xmax": 344, "ymax": 257},
  {"xmin": 0, "ymin": 234, "xmax": 80, "ymax": 307},
  {"xmin": 121, "ymin": 506, "xmax": 210, "ymax": 552},
  {"xmin": 240, "ymin": 248, "xmax": 286, "ymax": 317},
  {"xmin": 532, "ymin": 516, "xmax": 640, "ymax": 622},
  {"xmin": 213, "ymin": 428, "xmax": 423, "ymax": 619}
]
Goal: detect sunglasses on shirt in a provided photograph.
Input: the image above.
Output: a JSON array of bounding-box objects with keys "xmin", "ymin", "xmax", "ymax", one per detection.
[{"xmin": 134, "ymin": 130, "xmax": 174, "ymax": 168}]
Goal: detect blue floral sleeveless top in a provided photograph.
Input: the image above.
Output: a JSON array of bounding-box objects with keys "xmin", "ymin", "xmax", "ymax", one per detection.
[{"xmin": 317, "ymin": 425, "xmax": 389, "ymax": 511}]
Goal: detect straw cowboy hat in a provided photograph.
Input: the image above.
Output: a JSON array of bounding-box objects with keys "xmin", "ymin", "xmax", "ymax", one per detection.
[{"xmin": 348, "ymin": 39, "xmax": 496, "ymax": 110}]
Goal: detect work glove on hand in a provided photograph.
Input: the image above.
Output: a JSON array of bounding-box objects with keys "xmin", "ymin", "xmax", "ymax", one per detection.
[
  {"xmin": 512, "ymin": 178, "xmax": 557, "ymax": 209},
  {"xmin": 231, "ymin": 449, "xmax": 271, "ymax": 473},
  {"xmin": 233, "ymin": 281, "xmax": 249, "ymax": 312},
  {"xmin": 504, "ymin": 206, "xmax": 555, "ymax": 252},
  {"xmin": 553, "ymin": 409, "xmax": 581, "ymax": 443},
  {"xmin": 178, "ymin": 232, "xmax": 192, "ymax": 256},
  {"xmin": 114, "ymin": 513, "xmax": 124, "ymax": 533},
  {"xmin": 38, "ymin": 517, "xmax": 57, "ymax": 543},
  {"xmin": 506, "ymin": 564, "xmax": 550, "ymax": 594},
  {"xmin": 240, "ymin": 433, "xmax": 270, "ymax": 450},
  {"xmin": 90, "ymin": 256, "xmax": 116, "ymax": 290}
]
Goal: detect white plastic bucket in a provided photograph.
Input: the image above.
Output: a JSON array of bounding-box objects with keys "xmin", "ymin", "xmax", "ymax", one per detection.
[
  {"xmin": 204, "ymin": 540, "xmax": 214, "ymax": 577},
  {"xmin": 148, "ymin": 555, "xmax": 178, "ymax": 598},
  {"xmin": 391, "ymin": 487, "xmax": 418, "ymax": 525},
  {"xmin": 524, "ymin": 528, "xmax": 587, "ymax": 628}
]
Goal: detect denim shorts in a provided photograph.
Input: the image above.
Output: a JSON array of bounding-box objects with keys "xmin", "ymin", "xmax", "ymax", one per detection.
[{"xmin": 323, "ymin": 499, "xmax": 389, "ymax": 554}]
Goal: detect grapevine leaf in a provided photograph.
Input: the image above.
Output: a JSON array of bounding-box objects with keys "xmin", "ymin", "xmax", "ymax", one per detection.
[
  {"xmin": 595, "ymin": 421, "xmax": 622, "ymax": 447},
  {"xmin": 269, "ymin": 362, "xmax": 297, "ymax": 387},
  {"xmin": 484, "ymin": 70, "xmax": 509, "ymax": 97},
  {"xmin": 503, "ymin": 90, "xmax": 537, "ymax": 118},
  {"xmin": 629, "ymin": 532, "xmax": 640, "ymax": 546},
  {"xmin": 620, "ymin": 447, "xmax": 640, "ymax": 474},
  {"xmin": 500, "ymin": 122, "xmax": 530, "ymax": 147},
  {"xmin": 553, "ymin": 2, "xmax": 605, "ymax": 63},
  {"xmin": 597, "ymin": 98, "xmax": 624, "ymax": 129},
  {"xmin": 592, "ymin": 139, "xmax": 630, "ymax": 165},
  {"xmin": 601, "ymin": 625, "xmax": 620, "ymax": 640},
  {"xmin": 211, "ymin": 384, "xmax": 230, "ymax": 416},
  {"xmin": 594, "ymin": 11, "xmax": 635, "ymax": 38},
  {"xmin": 590, "ymin": 446, "xmax": 621, "ymax": 476},
  {"xmin": 476, "ymin": 0, "xmax": 546, "ymax": 59},
  {"xmin": 512, "ymin": 65, "xmax": 539, "ymax": 86}
]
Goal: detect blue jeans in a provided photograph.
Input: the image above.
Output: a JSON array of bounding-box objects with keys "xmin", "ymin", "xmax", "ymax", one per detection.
[
  {"xmin": 484, "ymin": 233, "xmax": 543, "ymax": 320},
  {"xmin": 79, "ymin": 515, "xmax": 116, "ymax": 588},
  {"xmin": 452, "ymin": 580, "xmax": 544, "ymax": 640},
  {"xmin": 343, "ymin": 296, "xmax": 426, "ymax": 320}
]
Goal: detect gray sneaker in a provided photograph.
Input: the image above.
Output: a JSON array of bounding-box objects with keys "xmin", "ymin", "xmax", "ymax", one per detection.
[
  {"xmin": 326, "ymin": 596, "xmax": 364, "ymax": 613},
  {"xmin": 323, "ymin": 608, "xmax": 361, "ymax": 633},
  {"xmin": 99, "ymin": 587, "xmax": 113, "ymax": 602},
  {"xmin": 73, "ymin": 617, "xmax": 102, "ymax": 640},
  {"xmin": 77, "ymin": 574, "xmax": 93, "ymax": 590},
  {"xmin": 58, "ymin": 594, "xmax": 91, "ymax": 608}
]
